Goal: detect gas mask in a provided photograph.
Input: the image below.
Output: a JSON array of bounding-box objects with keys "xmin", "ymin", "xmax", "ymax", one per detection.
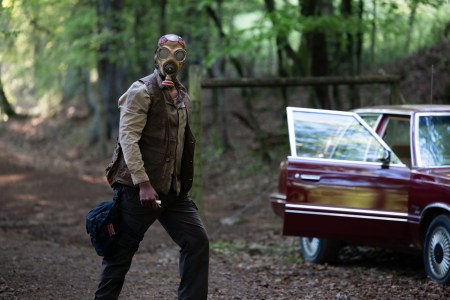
[{"xmin": 155, "ymin": 34, "xmax": 187, "ymax": 87}]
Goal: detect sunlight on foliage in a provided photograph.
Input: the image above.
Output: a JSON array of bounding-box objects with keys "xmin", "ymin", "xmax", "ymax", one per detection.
[{"xmin": 0, "ymin": 0, "xmax": 449, "ymax": 116}]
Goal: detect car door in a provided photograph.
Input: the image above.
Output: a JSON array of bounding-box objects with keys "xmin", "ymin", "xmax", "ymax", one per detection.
[{"xmin": 283, "ymin": 108, "xmax": 412, "ymax": 246}]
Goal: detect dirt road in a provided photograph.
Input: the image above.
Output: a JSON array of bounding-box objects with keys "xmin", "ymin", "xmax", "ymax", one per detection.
[{"xmin": 1, "ymin": 143, "xmax": 449, "ymax": 299}]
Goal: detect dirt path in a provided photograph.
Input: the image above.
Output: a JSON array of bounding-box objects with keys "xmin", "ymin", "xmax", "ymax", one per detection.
[{"xmin": 1, "ymin": 139, "xmax": 450, "ymax": 299}]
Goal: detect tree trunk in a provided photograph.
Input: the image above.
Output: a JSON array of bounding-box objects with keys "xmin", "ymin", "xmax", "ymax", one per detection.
[
  {"xmin": 204, "ymin": 0, "xmax": 232, "ymax": 152},
  {"xmin": 205, "ymin": 3, "xmax": 272, "ymax": 161},
  {"xmin": 214, "ymin": 0, "xmax": 232, "ymax": 151},
  {"xmin": 159, "ymin": 0, "xmax": 167, "ymax": 37},
  {"xmin": 95, "ymin": 0, "xmax": 124, "ymax": 146},
  {"xmin": 356, "ymin": 0, "xmax": 364, "ymax": 75},
  {"xmin": 201, "ymin": 75, "xmax": 401, "ymax": 88},
  {"xmin": 444, "ymin": 20, "xmax": 450, "ymax": 38},
  {"xmin": 132, "ymin": 0, "xmax": 154, "ymax": 77},
  {"xmin": 311, "ymin": 29, "xmax": 330, "ymax": 108},
  {"xmin": 264, "ymin": 0, "xmax": 292, "ymax": 123},
  {"xmin": 188, "ymin": 65, "xmax": 204, "ymax": 215},
  {"xmin": 341, "ymin": 0, "xmax": 354, "ymax": 75},
  {"xmin": 405, "ymin": 0, "xmax": 419, "ymax": 53},
  {"xmin": 265, "ymin": 0, "xmax": 305, "ymax": 76},
  {"xmin": 341, "ymin": 0, "xmax": 359, "ymax": 108},
  {"xmin": 370, "ymin": 0, "xmax": 377, "ymax": 66},
  {"xmin": 300, "ymin": 0, "xmax": 331, "ymax": 109},
  {"xmin": 0, "ymin": 65, "xmax": 17, "ymax": 118}
]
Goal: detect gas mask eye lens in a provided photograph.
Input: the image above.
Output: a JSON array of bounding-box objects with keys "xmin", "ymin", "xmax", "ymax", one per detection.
[
  {"xmin": 174, "ymin": 49, "xmax": 186, "ymax": 62},
  {"xmin": 158, "ymin": 48, "xmax": 170, "ymax": 59}
]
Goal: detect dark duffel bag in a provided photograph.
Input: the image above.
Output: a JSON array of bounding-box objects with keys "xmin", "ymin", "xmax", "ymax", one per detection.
[{"xmin": 86, "ymin": 186, "xmax": 122, "ymax": 257}]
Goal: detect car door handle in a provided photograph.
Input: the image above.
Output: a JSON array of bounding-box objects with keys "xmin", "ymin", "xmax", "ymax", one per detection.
[{"xmin": 295, "ymin": 173, "xmax": 321, "ymax": 181}]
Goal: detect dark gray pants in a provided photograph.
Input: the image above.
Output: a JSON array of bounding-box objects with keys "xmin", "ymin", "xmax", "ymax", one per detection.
[{"xmin": 94, "ymin": 185, "xmax": 209, "ymax": 300}]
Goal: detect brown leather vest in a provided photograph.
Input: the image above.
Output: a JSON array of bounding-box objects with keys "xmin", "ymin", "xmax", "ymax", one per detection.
[{"xmin": 105, "ymin": 73, "xmax": 195, "ymax": 194}]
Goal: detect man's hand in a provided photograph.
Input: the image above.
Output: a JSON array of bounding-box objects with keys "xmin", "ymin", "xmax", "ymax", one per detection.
[{"xmin": 138, "ymin": 181, "xmax": 160, "ymax": 209}]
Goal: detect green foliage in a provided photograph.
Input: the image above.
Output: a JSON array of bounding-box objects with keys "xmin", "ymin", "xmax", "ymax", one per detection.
[
  {"xmin": 1, "ymin": 0, "xmax": 450, "ymax": 115},
  {"xmin": 205, "ymin": 130, "xmax": 225, "ymax": 159},
  {"xmin": 210, "ymin": 241, "xmax": 246, "ymax": 254},
  {"xmin": 371, "ymin": 0, "xmax": 450, "ymax": 63}
]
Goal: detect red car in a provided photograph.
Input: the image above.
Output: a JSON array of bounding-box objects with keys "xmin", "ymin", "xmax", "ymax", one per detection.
[{"xmin": 270, "ymin": 105, "xmax": 450, "ymax": 284}]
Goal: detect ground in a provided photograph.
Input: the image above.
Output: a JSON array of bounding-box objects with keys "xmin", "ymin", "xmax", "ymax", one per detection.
[
  {"xmin": 2, "ymin": 40, "xmax": 450, "ymax": 299},
  {"xmin": 1, "ymin": 113, "xmax": 450, "ymax": 300}
]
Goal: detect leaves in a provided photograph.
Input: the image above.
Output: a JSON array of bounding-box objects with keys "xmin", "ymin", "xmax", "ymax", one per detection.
[{"xmin": 1, "ymin": 0, "xmax": 450, "ymax": 115}]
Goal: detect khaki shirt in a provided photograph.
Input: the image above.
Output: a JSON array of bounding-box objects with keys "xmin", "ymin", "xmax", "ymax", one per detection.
[{"xmin": 118, "ymin": 75, "xmax": 187, "ymax": 193}]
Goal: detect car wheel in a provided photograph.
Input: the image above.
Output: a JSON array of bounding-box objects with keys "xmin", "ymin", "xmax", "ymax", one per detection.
[
  {"xmin": 424, "ymin": 214, "xmax": 450, "ymax": 285},
  {"xmin": 300, "ymin": 237, "xmax": 340, "ymax": 264}
]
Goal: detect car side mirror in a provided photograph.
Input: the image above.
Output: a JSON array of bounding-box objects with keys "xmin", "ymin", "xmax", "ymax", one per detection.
[{"xmin": 378, "ymin": 148, "xmax": 391, "ymax": 168}]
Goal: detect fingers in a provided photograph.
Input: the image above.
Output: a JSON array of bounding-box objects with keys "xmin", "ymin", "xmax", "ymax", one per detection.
[
  {"xmin": 152, "ymin": 199, "xmax": 161, "ymax": 209},
  {"xmin": 140, "ymin": 198, "xmax": 161, "ymax": 209}
]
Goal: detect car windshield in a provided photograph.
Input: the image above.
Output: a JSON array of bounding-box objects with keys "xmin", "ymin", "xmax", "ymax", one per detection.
[{"xmin": 418, "ymin": 115, "xmax": 450, "ymax": 167}]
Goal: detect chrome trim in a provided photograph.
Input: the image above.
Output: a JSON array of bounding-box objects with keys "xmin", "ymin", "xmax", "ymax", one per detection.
[
  {"xmin": 422, "ymin": 203, "xmax": 450, "ymax": 220},
  {"xmin": 354, "ymin": 105, "xmax": 450, "ymax": 115},
  {"xmin": 269, "ymin": 193, "xmax": 286, "ymax": 200},
  {"xmin": 300, "ymin": 174, "xmax": 321, "ymax": 181},
  {"xmin": 287, "ymin": 155, "xmax": 406, "ymax": 167},
  {"xmin": 409, "ymin": 215, "xmax": 421, "ymax": 225},
  {"xmin": 271, "ymin": 199, "xmax": 286, "ymax": 204},
  {"xmin": 425, "ymin": 203, "xmax": 450, "ymax": 211},
  {"xmin": 354, "ymin": 109, "xmax": 413, "ymax": 116},
  {"xmin": 285, "ymin": 209, "xmax": 408, "ymax": 222},
  {"xmin": 285, "ymin": 203, "xmax": 408, "ymax": 217}
]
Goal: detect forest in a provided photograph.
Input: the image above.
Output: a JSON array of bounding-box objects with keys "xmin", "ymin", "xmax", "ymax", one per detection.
[
  {"xmin": 2, "ymin": 0, "xmax": 450, "ymax": 144},
  {"xmin": 1, "ymin": 0, "xmax": 450, "ymax": 299}
]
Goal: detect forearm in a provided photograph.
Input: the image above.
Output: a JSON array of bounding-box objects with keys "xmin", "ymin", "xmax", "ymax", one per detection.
[{"xmin": 119, "ymin": 136, "xmax": 149, "ymax": 185}]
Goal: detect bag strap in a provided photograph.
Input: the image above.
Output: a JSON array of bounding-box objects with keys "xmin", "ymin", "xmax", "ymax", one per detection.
[{"xmin": 112, "ymin": 183, "xmax": 122, "ymax": 205}]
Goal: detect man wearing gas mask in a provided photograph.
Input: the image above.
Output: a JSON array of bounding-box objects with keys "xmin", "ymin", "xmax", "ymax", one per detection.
[{"xmin": 95, "ymin": 34, "xmax": 209, "ymax": 300}]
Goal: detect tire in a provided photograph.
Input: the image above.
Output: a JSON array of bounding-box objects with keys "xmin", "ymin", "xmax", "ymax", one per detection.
[
  {"xmin": 424, "ymin": 214, "xmax": 450, "ymax": 285},
  {"xmin": 300, "ymin": 237, "xmax": 340, "ymax": 264}
]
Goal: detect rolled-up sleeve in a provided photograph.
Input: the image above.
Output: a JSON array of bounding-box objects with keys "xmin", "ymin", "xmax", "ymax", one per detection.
[{"xmin": 118, "ymin": 81, "xmax": 151, "ymax": 185}]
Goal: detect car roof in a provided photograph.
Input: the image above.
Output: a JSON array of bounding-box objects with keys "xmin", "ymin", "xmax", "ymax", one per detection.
[{"xmin": 354, "ymin": 104, "xmax": 450, "ymax": 115}]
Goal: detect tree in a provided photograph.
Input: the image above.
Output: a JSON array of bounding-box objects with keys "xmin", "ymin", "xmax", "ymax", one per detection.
[
  {"xmin": 264, "ymin": 0, "xmax": 296, "ymax": 123},
  {"xmin": 405, "ymin": 0, "xmax": 420, "ymax": 53},
  {"xmin": 340, "ymin": 0, "xmax": 360, "ymax": 108},
  {"xmin": 95, "ymin": 0, "xmax": 125, "ymax": 145},
  {"xmin": 2, "ymin": 0, "xmax": 450, "ymax": 149},
  {"xmin": 0, "ymin": 3, "xmax": 16, "ymax": 118},
  {"xmin": 206, "ymin": 0, "xmax": 232, "ymax": 152},
  {"xmin": 0, "ymin": 65, "xmax": 16, "ymax": 118},
  {"xmin": 370, "ymin": 0, "xmax": 377, "ymax": 66},
  {"xmin": 300, "ymin": 0, "xmax": 331, "ymax": 109}
]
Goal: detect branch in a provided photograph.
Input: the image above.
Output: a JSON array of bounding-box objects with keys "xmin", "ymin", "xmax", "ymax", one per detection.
[
  {"xmin": 29, "ymin": 19, "xmax": 52, "ymax": 35},
  {"xmin": 202, "ymin": 75, "xmax": 401, "ymax": 89}
]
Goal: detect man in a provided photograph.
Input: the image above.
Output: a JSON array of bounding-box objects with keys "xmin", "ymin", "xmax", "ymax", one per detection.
[{"xmin": 95, "ymin": 34, "xmax": 209, "ymax": 300}]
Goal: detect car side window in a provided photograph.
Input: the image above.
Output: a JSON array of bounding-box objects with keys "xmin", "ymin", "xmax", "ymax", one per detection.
[
  {"xmin": 359, "ymin": 114, "xmax": 381, "ymax": 129},
  {"xmin": 381, "ymin": 116, "xmax": 411, "ymax": 166},
  {"xmin": 287, "ymin": 108, "xmax": 392, "ymax": 164},
  {"xmin": 329, "ymin": 120, "xmax": 381, "ymax": 162},
  {"xmin": 418, "ymin": 115, "xmax": 450, "ymax": 167}
]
